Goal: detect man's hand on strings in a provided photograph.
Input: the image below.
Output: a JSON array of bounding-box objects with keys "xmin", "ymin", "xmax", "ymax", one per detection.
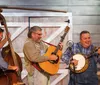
[
  {"xmin": 70, "ymin": 59, "xmax": 78, "ymax": 66},
  {"xmin": 8, "ymin": 65, "xmax": 19, "ymax": 71},
  {"xmin": 49, "ymin": 54, "xmax": 58, "ymax": 61},
  {"xmin": 59, "ymin": 42, "xmax": 63, "ymax": 50}
]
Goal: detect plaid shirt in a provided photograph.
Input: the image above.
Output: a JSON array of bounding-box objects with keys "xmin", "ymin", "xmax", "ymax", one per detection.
[{"xmin": 62, "ymin": 42, "xmax": 98, "ymax": 65}]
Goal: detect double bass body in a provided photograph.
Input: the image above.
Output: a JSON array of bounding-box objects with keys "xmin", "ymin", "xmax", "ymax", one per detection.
[
  {"xmin": 1, "ymin": 45, "xmax": 23, "ymax": 85},
  {"xmin": 0, "ymin": 13, "xmax": 24, "ymax": 85}
]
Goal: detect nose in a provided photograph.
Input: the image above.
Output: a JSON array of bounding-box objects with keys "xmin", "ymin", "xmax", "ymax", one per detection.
[
  {"xmin": 40, "ymin": 35, "xmax": 42, "ymax": 38},
  {"xmin": 0, "ymin": 36, "xmax": 3, "ymax": 40},
  {"xmin": 0, "ymin": 38, "xmax": 2, "ymax": 41}
]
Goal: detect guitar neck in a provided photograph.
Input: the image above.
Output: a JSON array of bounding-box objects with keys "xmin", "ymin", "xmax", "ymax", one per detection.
[{"xmin": 53, "ymin": 27, "xmax": 69, "ymax": 54}]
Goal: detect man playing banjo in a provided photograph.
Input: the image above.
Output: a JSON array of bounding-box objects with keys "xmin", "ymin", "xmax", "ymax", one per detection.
[{"xmin": 62, "ymin": 30, "xmax": 100, "ymax": 85}]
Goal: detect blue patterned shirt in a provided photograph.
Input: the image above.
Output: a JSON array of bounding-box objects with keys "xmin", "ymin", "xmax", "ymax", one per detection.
[
  {"xmin": 62, "ymin": 42, "xmax": 99, "ymax": 85},
  {"xmin": 0, "ymin": 49, "xmax": 8, "ymax": 70},
  {"xmin": 62, "ymin": 42, "xmax": 98, "ymax": 64}
]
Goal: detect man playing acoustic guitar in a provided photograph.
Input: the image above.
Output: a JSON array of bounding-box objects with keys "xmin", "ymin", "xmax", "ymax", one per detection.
[
  {"xmin": 23, "ymin": 26, "xmax": 63, "ymax": 85},
  {"xmin": 62, "ymin": 30, "xmax": 100, "ymax": 85}
]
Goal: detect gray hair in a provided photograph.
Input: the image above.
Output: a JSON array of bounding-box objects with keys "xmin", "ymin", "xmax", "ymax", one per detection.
[{"xmin": 27, "ymin": 26, "xmax": 42, "ymax": 38}]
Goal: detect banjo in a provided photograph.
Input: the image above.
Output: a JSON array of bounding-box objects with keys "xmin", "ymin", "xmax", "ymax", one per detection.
[
  {"xmin": 69, "ymin": 54, "xmax": 89, "ymax": 73},
  {"xmin": 69, "ymin": 47, "xmax": 99, "ymax": 73}
]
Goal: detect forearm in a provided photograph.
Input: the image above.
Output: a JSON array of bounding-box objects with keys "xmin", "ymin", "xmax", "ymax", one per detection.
[
  {"xmin": 8, "ymin": 65, "xmax": 18, "ymax": 71},
  {"xmin": 62, "ymin": 49, "xmax": 71, "ymax": 65},
  {"xmin": 62, "ymin": 55, "xmax": 70, "ymax": 65},
  {"xmin": 30, "ymin": 55, "xmax": 49, "ymax": 63},
  {"xmin": 8, "ymin": 65, "xmax": 14, "ymax": 70}
]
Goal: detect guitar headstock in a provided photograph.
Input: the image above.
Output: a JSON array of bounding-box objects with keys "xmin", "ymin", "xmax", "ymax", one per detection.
[{"xmin": 64, "ymin": 26, "xmax": 70, "ymax": 33}]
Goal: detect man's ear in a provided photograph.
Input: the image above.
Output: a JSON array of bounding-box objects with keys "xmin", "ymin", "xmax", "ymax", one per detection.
[{"xmin": 31, "ymin": 32, "xmax": 34, "ymax": 38}]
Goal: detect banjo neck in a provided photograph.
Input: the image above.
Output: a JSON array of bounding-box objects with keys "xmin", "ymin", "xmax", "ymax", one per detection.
[{"xmin": 87, "ymin": 46, "xmax": 99, "ymax": 59}]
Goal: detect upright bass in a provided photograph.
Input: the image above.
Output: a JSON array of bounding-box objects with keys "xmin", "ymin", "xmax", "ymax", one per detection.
[{"xmin": 0, "ymin": 13, "xmax": 25, "ymax": 85}]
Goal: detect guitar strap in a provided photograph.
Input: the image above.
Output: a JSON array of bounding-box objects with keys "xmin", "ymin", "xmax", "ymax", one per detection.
[
  {"xmin": 42, "ymin": 40, "xmax": 56, "ymax": 47},
  {"xmin": 32, "ymin": 62, "xmax": 50, "ymax": 77},
  {"xmin": 32, "ymin": 63, "xmax": 42, "ymax": 72},
  {"xmin": 32, "ymin": 40, "xmax": 54, "ymax": 76}
]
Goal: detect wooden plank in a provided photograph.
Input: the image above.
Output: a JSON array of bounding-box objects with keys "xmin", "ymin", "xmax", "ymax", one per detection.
[
  {"xmin": 14, "ymin": 0, "xmax": 68, "ymax": 5},
  {"xmin": 4, "ymin": 16, "xmax": 68, "ymax": 23},
  {"xmin": 2, "ymin": 12, "xmax": 69, "ymax": 17},
  {"xmin": 91, "ymin": 35, "xmax": 100, "ymax": 43},
  {"xmin": 0, "ymin": 0, "xmax": 68, "ymax": 5},
  {"xmin": 68, "ymin": 0, "xmax": 100, "ymax": 6},
  {"xmin": 73, "ymin": 34, "xmax": 79, "ymax": 43},
  {"xmin": 68, "ymin": 6, "xmax": 100, "ymax": 16},
  {"xmin": 73, "ymin": 25, "xmax": 100, "ymax": 34},
  {"xmin": 11, "ymin": 26, "xmax": 28, "ymax": 41},
  {"xmin": 73, "ymin": 16, "xmax": 100, "ymax": 25},
  {"xmin": 51, "ymin": 69, "xmax": 69, "ymax": 85},
  {"xmin": 1, "ymin": 0, "xmax": 100, "ymax": 6},
  {"xmin": 4, "ymin": 22, "xmax": 67, "ymax": 27},
  {"xmin": 0, "ymin": 0, "xmax": 11, "ymax": 5},
  {"xmin": 2, "ymin": 6, "xmax": 67, "ymax": 13},
  {"xmin": 3, "ymin": 6, "xmax": 100, "ymax": 16}
]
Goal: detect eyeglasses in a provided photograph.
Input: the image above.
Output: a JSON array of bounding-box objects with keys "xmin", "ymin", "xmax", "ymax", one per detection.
[{"xmin": 34, "ymin": 32, "xmax": 42, "ymax": 36}]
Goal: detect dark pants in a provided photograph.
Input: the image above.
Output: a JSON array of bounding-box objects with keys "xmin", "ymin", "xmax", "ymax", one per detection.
[
  {"xmin": 69, "ymin": 81, "xmax": 98, "ymax": 85},
  {"xmin": 68, "ymin": 72, "xmax": 98, "ymax": 85}
]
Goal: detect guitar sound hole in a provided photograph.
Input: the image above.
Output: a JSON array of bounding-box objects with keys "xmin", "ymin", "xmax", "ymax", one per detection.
[{"xmin": 48, "ymin": 55, "xmax": 59, "ymax": 64}]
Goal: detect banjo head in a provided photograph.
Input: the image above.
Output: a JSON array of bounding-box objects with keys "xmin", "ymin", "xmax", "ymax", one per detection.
[{"xmin": 69, "ymin": 54, "xmax": 89, "ymax": 73}]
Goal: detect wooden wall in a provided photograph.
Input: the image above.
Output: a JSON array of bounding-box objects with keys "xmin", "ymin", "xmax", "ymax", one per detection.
[
  {"xmin": 0, "ymin": 0, "xmax": 100, "ymax": 85},
  {"xmin": 0, "ymin": 0, "xmax": 100, "ymax": 46}
]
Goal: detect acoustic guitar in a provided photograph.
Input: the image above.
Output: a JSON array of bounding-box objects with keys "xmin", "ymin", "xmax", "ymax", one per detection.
[{"xmin": 33, "ymin": 26, "xmax": 70, "ymax": 75}]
